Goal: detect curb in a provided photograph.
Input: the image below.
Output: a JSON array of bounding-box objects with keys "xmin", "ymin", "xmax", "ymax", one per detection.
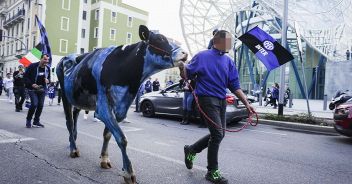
[{"xmin": 258, "ymin": 119, "xmax": 337, "ymax": 134}]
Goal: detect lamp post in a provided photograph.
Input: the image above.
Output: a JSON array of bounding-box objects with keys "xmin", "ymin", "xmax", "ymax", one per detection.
[{"xmin": 278, "ymin": 0, "xmax": 289, "ymax": 116}]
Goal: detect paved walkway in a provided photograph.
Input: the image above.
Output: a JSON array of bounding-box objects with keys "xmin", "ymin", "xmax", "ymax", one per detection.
[{"xmin": 252, "ymin": 99, "xmax": 334, "ymax": 119}]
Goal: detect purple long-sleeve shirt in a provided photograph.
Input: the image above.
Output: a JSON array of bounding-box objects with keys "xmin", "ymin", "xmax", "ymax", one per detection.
[{"xmin": 185, "ymin": 48, "xmax": 241, "ymax": 99}]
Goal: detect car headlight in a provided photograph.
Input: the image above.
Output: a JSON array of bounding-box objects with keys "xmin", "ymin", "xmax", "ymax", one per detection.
[{"xmin": 337, "ymin": 108, "xmax": 349, "ymax": 114}]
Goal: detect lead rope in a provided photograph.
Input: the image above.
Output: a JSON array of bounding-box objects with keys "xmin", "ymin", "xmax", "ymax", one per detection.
[{"xmin": 185, "ymin": 79, "xmax": 258, "ymax": 132}]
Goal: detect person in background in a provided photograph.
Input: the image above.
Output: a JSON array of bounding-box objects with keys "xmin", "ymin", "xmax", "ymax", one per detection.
[
  {"xmin": 346, "ymin": 50, "xmax": 350, "ymax": 60},
  {"xmin": 271, "ymin": 83, "xmax": 279, "ymax": 109},
  {"xmin": 144, "ymin": 77, "xmax": 152, "ymax": 93},
  {"xmin": 0, "ymin": 76, "xmax": 3, "ymax": 96},
  {"xmin": 166, "ymin": 78, "xmax": 174, "ymax": 87},
  {"xmin": 152, "ymin": 78, "xmax": 160, "ymax": 91},
  {"xmin": 24, "ymin": 54, "xmax": 51, "ymax": 128},
  {"xmin": 13, "ymin": 64, "xmax": 27, "ymax": 111},
  {"xmin": 179, "ymin": 78, "xmax": 196, "ymax": 126},
  {"xmin": 47, "ymin": 82, "xmax": 56, "ymax": 106},
  {"xmin": 3, "ymin": 73, "xmax": 14, "ymax": 103},
  {"xmin": 55, "ymin": 81, "xmax": 62, "ymax": 105}
]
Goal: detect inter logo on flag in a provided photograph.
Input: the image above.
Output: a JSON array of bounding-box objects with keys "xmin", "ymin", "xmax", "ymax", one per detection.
[{"xmin": 238, "ymin": 26, "xmax": 294, "ymax": 71}]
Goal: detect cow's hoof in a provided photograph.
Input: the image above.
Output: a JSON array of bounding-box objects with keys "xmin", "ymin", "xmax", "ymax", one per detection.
[
  {"xmin": 100, "ymin": 161, "xmax": 112, "ymax": 169},
  {"xmin": 123, "ymin": 175, "xmax": 136, "ymax": 184},
  {"xmin": 69, "ymin": 149, "xmax": 80, "ymax": 158}
]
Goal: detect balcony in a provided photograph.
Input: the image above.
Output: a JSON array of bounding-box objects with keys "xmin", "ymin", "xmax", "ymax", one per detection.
[
  {"xmin": 0, "ymin": 6, "xmax": 8, "ymax": 16},
  {"xmin": 3, "ymin": 9, "xmax": 25, "ymax": 28}
]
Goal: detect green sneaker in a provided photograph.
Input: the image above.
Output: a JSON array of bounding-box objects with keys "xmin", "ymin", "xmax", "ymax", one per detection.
[
  {"xmin": 184, "ymin": 145, "xmax": 196, "ymax": 169},
  {"xmin": 205, "ymin": 169, "xmax": 228, "ymax": 184}
]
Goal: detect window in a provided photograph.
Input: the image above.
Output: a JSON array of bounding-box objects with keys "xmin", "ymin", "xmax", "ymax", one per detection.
[
  {"xmin": 110, "ymin": 29, "xmax": 116, "ymax": 40},
  {"xmin": 61, "ymin": 17, "xmax": 69, "ymax": 31},
  {"xmin": 83, "ymin": 0, "xmax": 87, "ymax": 3},
  {"xmin": 32, "ymin": 36, "xmax": 36, "ymax": 48},
  {"xmin": 21, "ymin": 22, "xmax": 24, "ymax": 33},
  {"xmin": 81, "ymin": 29, "xmax": 86, "ymax": 38},
  {"xmin": 95, "ymin": 10, "xmax": 99, "ymax": 20},
  {"xmin": 94, "ymin": 27, "xmax": 99, "ymax": 38},
  {"xmin": 111, "ymin": 0, "xmax": 117, "ymax": 5},
  {"xmin": 82, "ymin": 11, "xmax": 87, "ymax": 20},
  {"xmin": 126, "ymin": 32, "xmax": 132, "ymax": 44},
  {"xmin": 127, "ymin": 16, "xmax": 133, "ymax": 27},
  {"xmin": 62, "ymin": 0, "xmax": 71, "ymax": 10},
  {"xmin": 60, "ymin": 39, "xmax": 68, "ymax": 53},
  {"xmin": 27, "ymin": 18, "xmax": 30, "ymax": 29},
  {"xmin": 80, "ymin": 48, "xmax": 84, "ymax": 54},
  {"xmin": 111, "ymin": 12, "xmax": 117, "ymax": 23}
]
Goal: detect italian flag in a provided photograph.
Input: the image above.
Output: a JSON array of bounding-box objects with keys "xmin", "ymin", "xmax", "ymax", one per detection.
[{"xmin": 19, "ymin": 44, "xmax": 42, "ymax": 67}]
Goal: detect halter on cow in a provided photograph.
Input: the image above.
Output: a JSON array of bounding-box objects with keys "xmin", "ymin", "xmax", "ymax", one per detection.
[{"xmin": 56, "ymin": 25, "xmax": 188, "ymax": 183}]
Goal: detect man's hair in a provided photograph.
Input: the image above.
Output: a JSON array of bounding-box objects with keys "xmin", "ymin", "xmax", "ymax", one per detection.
[
  {"xmin": 41, "ymin": 54, "xmax": 49, "ymax": 59},
  {"xmin": 213, "ymin": 30, "xmax": 230, "ymax": 39}
]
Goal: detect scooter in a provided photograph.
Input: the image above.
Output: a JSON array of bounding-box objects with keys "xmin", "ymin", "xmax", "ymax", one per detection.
[
  {"xmin": 264, "ymin": 93, "xmax": 273, "ymax": 107},
  {"xmin": 329, "ymin": 90, "xmax": 352, "ymax": 137}
]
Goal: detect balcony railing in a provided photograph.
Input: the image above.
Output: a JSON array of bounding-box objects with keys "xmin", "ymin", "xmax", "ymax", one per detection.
[
  {"xmin": 3, "ymin": 9, "xmax": 25, "ymax": 28},
  {"xmin": 0, "ymin": 6, "xmax": 8, "ymax": 16}
]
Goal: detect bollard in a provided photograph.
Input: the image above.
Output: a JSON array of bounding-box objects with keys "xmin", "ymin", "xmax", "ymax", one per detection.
[
  {"xmin": 259, "ymin": 93, "xmax": 262, "ymax": 106},
  {"xmin": 289, "ymin": 92, "xmax": 293, "ymax": 108},
  {"xmin": 323, "ymin": 94, "xmax": 327, "ymax": 111}
]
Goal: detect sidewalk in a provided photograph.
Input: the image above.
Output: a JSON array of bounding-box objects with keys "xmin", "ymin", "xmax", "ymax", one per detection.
[{"xmin": 252, "ymin": 99, "xmax": 333, "ymax": 119}]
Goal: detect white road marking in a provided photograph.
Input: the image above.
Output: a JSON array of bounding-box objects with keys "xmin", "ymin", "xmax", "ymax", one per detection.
[
  {"xmin": 243, "ymin": 129, "xmax": 287, "ymax": 136},
  {"xmin": 154, "ymin": 141, "xmax": 173, "ymax": 147},
  {"xmin": 0, "ymin": 129, "xmax": 36, "ymax": 144},
  {"xmin": 0, "ymin": 137, "xmax": 36, "ymax": 144},
  {"xmin": 46, "ymin": 121, "xmax": 208, "ymax": 172}
]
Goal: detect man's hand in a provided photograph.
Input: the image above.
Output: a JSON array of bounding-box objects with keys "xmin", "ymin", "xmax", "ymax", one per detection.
[
  {"xmin": 234, "ymin": 89, "xmax": 256, "ymax": 115},
  {"xmin": 45, "ymin": 78, "xmax": 49, "ymax": 84},
  {"xmin": 245, "ymin": 104, "xmax": 256, "ymax": 114}
]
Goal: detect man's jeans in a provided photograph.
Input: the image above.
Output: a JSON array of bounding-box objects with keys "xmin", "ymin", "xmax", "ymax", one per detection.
[
  {"xmin": 26, "ymin": 90, "xmax": 46, "ymax": 123},
  {"xmin": 189, "ymin": 96, "xmax": 226, "ymax": 171},
  {"xmin": 183, "ymin": 91, "xmax": 194, "ymax": 111},
  {"xmin": 14, "ymin": 86, "xmax": 26, "ymax": 110}
]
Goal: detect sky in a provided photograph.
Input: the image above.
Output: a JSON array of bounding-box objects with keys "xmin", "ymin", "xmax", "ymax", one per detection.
[{"xmin": 122, "ymin": 0, "xmax": 187, "ymax": 47}]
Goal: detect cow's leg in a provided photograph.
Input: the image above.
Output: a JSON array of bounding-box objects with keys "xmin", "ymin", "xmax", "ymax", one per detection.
[
  {"xmin": 61, "ymin": 93, "xmax": 80, "ymax": 158},
  {"xmin": 100, "ymin": 126, "xmax": 112, "ymax": 169},
  {"xmin": 96, "ymin": 99, "xmax": 135, "ymax": 184},
  {"xmin": 71, "ymin": 107, "xmax": 81, "ymax": 157}
]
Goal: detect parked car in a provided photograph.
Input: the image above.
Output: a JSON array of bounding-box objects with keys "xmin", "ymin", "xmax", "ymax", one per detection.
[
  {"xmin": 139, "ymin": 83, "xmax": 248, "ymax": 124},
  {"xmin": 329, "ymin": 90, "xmax": 352, "ymax": 137}
]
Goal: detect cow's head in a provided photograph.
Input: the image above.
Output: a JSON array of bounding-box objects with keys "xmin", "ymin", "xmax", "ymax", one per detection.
[{"xmin": 139, "ymin": 25, "xmax": 188, "ymax": 77}]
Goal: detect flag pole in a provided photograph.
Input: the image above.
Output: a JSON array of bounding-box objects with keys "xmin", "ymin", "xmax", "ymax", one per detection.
[
  {"xmin": 278, "ymin": 0, "xmax": 289, "ymax": 116},
  {"xmin": 294, "ymin": 22, "xmax": 311, "ymax": 117}
]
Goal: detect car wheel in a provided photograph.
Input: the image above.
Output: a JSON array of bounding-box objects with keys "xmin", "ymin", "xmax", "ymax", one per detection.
[{"xmin": 141, "ymin": 101, "xmax": 155, "ymax": 117}]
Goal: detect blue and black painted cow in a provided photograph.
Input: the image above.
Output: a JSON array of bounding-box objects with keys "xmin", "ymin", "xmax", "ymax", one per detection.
[{"xmin": 56, "ymin": 25, "xmax": 187, "ymax": 183}]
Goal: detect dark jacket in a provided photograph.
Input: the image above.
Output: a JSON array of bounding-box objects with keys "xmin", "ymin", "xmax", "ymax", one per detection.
[
  {"xmin": 13, "ymin": 70, "xmax": 25, "ymax": 87},
  {"xmin": 24, "ymin": 62, "xmax": 51, "ymax": 90}
]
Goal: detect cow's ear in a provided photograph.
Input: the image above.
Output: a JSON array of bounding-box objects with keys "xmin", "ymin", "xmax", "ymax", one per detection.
[{"xmin": 139, "ymin": 25, "xmax": 149, "ymax": 41}]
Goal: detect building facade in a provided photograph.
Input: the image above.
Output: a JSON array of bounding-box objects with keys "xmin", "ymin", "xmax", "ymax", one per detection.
[{"xmin": 0, "ymin": 0, "xmax": 148, "ymax": 81}]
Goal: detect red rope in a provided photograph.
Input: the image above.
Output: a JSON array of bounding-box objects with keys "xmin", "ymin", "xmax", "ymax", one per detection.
[{"xmin": 186, "ymin": 80, "xmax": 258, "ymax": 132}]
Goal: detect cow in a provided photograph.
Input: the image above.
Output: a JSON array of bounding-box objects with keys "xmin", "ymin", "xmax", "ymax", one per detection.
[{"xmin": 56, "ymin": 25, "xmax": 188, "ymax": 184}]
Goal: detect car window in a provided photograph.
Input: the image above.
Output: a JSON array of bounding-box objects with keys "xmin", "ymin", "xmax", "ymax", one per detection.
[{"xmin": 166, "ymin": 83, "xmax": 181, "ymax": 93}]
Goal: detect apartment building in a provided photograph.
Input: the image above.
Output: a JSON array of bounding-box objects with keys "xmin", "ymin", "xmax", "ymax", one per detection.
[{"xmin": 0, "ymin": 0, "xmax": 148, "ymax": 80}]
